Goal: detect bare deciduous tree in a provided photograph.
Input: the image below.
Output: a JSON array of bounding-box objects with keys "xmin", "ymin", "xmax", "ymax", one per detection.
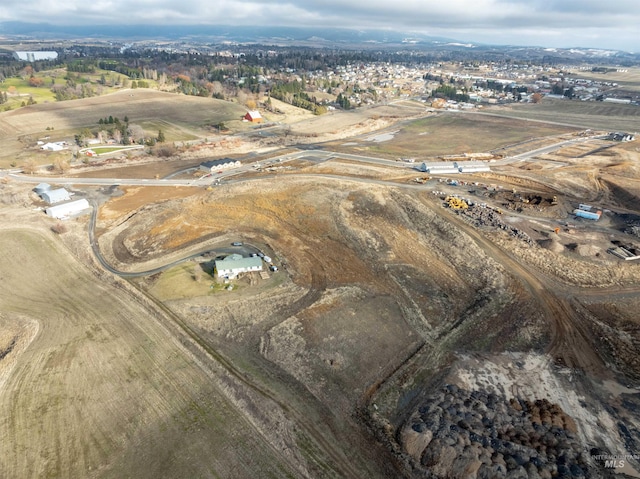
[
  {"xmin": 193, "ymin": 263, "xmax": 203, "ymax": 282},
  {"xmin": 51, "ymin": 221, "xmax": 68, "ymax": 234},
  {"xmin": 22, "ymin": 158, "xmax": 38, "ymax": 174},
  {"xmin": 53, "ymin": 157, "xmax": 71, "ymax": 174}
]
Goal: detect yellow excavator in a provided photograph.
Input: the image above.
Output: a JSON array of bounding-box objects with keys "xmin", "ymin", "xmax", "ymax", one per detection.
[{"xmin": 445, "ymin": 196, "xmax": 469, "ymax": 210}]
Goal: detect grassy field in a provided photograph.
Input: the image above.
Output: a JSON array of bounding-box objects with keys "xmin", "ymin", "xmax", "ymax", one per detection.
[
  {"xmin": 492, "ymin": 99, "xmax": 640, "ymax": 131},
  {"xmin": 1, "ymin": 76, "xmax": 57, "ymax": 105},
  {"xmin": 0, "ymin": 89, "xmax": 245, "ymax": 137},
  {"xmin": 0, "ymin": 228, "xmax": 300, "ymax": 478},
  {"xmin": 89, "ymin": 146, "xmax": 133, "ymax": 154},
  {"xmin": 326, "ymin": 113, "xmax": 577, "ymax": 159},
  {"xmin": 135, "ymin": 119, "xmax": 201, "ymax": 142},
  {"xmin": 0, "ymin": 89, "xmax": 246, "ymax": 166},
  {"xmin": 0, "ymin": 67, "xmax": 129, "ymax": 109},
  {"xmin": 147, "ymin": 261, "xmax": 220, "ymax": 300}
]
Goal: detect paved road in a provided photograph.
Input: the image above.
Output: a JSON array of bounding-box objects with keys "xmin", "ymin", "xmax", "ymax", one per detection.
[
  {"xmin": 4, "ymin": 133, "xmax": 607, "ymax": 188},
  {"xmin": 493, "ymin": 135, "xmax": 607, "ymax": 165},
  {"xmin": 88, "ymin": 198, "xmax": 262, "ymax": 277}
]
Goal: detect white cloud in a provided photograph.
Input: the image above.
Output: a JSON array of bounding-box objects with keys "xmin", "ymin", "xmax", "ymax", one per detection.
[{"xmin": 0, "ymin": 0, "xmax": 638, "ymax": 50}]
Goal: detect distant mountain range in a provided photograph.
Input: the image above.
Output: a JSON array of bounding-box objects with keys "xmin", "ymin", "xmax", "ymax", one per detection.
[
  {"xmin": 1, "ymin": 22, "xmax": 638, "ymax": 64},
  {"xmin": 0, "ymin": 22, "xmax": 457, "ymax": 44}
]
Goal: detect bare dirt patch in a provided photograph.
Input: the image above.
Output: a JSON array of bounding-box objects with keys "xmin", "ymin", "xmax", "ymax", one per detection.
[{"xmin": 325, "ymin": 112, "xmax": 578, "ymax": 160}]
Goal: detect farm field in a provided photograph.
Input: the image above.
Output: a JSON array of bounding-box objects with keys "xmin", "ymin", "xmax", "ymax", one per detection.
[
  {"xmin": 490, "ymin": 98, "xmax": 640, "ymax": 131},
  {"xmin": 0, "ymin": 89, "xmax": 246, "ymax": 166},
  {"xmin": 324, "ymin": 113, "xmax": 578, "ymax": 159},
  {"xmin": 0, "ymin": 227, "xmax": 308, "ymax": 479}
]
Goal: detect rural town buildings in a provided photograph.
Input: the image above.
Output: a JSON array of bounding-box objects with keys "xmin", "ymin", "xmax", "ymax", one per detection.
[{"xmin": 608, "ymin": 132, "xmax": 635, "ymax": 142}]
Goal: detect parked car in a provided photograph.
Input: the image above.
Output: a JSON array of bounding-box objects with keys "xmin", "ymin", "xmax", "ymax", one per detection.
[{"xmin": 232, "ymin": 242, "xmax": 243, "ymax": 246}]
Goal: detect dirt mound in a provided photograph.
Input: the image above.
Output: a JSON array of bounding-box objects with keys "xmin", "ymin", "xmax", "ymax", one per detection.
[
  {"xmin": 537, "ymin": 238, "xmax": 565, "ymax": 253},
  {"xmin": 575, "ymin": 244, "xmax": 601, "ymax": 257}
]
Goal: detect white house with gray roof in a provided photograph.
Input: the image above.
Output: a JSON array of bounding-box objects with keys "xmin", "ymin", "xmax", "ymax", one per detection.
[{"xmin": 215, "ymin": 254, "xmax": 263, "ymax": 278}]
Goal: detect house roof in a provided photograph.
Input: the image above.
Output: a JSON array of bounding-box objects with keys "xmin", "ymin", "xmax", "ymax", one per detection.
[
  {"xmin": 245, "ymin": 110, "xmax": 262, "ymax": 119},
  {"xmin": 45, "ymin": 199, "xmax": 90, "ymax": 219},
  {"xmin": 215, "ymin": 254, "xmax": 263, "ymax": 271}
]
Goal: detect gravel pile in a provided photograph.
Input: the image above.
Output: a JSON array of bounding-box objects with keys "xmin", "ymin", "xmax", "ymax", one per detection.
[
  {"xmin": 403, "ymin": 385, "xmax": 600, "ymax": 478},
  {"xmin": 457, "ymin": 206, "xmax": 534, "ymax": 245},
  {"xmin": 626, "ymin": 226, "xmax": 640, "ymax": 238}
]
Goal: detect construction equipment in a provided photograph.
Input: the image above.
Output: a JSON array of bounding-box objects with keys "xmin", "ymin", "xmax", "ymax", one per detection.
[
  {"xmin": 551, "ymin": 195, "xmax": 558, "ymax": 205},
  {"xmin": 445, "ymin": 196, "xmax": 469, "ymax": 210},
  {"xmin": 414, "ymin": 176, "xmax": 430, "ymax": 184}
]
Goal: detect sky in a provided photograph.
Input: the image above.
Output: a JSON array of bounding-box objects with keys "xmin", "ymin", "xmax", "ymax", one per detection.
[{"xmin": 0, "ymin": 0, "xmax": 638, "ymax": 51}]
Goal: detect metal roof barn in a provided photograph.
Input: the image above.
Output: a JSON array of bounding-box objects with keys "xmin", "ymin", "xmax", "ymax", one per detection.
[
  {"xmin": 34, "ymin": 183, "xmax": 51, "ymax": 194},
  {"xmin": 45, "ymin": 199, "xmax": 91, "ymax": 220},
  {"xmin": 41, "ymin": 188, "xmax": 71, "ymax": 204}
]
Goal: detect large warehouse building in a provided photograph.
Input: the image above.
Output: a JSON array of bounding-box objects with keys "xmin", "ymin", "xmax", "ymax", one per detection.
[
  {"xmin": 199, "ymin": 158, "xmax": 242, "ymax": 173},
  {"xmin": 45, "ymin": 199, "xmax": 91, "ymax": 220},
  {"xmin": 12, "ymin": 51, "xmax": 58, "ymax": 62}
]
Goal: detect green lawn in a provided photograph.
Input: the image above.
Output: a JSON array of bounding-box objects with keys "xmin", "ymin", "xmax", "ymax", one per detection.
[
  {"xmin": 1, "ymin": 77, "xmax": 57, "ymax": 105},
  {"xmin": 0, "ymin": 67, "xmax": 132, "ymax": 110},
  {"xmin": 147, "ymin": 262, "xmax": 221, "ymax": 301},
  {"xmin": 87, "ymin": 145, "xmax": 142, "ymax": 154}
]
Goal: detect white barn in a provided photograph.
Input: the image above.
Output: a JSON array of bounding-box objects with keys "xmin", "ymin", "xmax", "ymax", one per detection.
[
  {"xmin": 215, "ymin": 254, "xmax": 263, "ymax": 279},
  {"xmin": 41, "ymin": 142, "xmax": 67, "ymax": 151},
  {"xmin": 41, "ymin": 188, "xmax": 71, "ymax": 204},
  {"xmin": 34, "ymin": 183, "xmax": 51, "ymax": 194},
  {"xmin": 45, "ymin": 199, "xmax": 90, "ymax": 219}
]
